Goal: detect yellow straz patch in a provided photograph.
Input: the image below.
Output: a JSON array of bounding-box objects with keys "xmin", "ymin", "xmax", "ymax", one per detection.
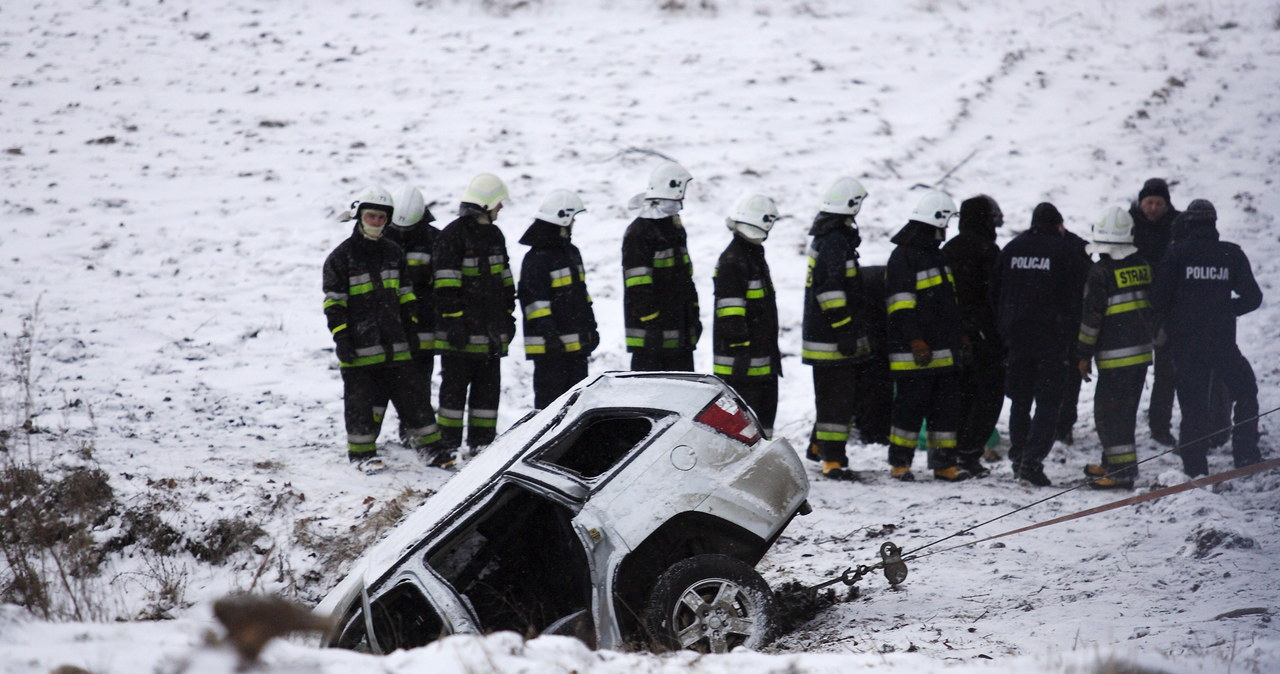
[{"xmin": 1114, "ymin": 265, "xmax": 1151, "ymax": 288}]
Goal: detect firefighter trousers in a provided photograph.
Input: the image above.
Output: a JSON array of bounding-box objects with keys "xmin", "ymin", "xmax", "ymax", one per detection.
[
  {"xmin": 888, "ymin": 373, "xmax": 961, "ymax": 470},
  {"xmin": 810, "ymin": 363, "xmax": 867, "ymax": 466},
  {"xmin": 532, "ymin": 353, "xmax": 589, "ymax": 410},
  {"xmin": 341, "ymin": 363, "xmax": 438, "ymax": 458},
  {"xmin": 370, "ymin": 354, "xmax": 441, "ymax": 449},
  {"xmin": 1175, "ymin": 345, "xmax": 1260, "ymax": 476},
  {"xmin": 1093, "ymin": 365, "xmax": 1147, "ymax": 480},
  {"xmin": 438, "ymin": 354, "xmax": 502, "ymax": 450}
]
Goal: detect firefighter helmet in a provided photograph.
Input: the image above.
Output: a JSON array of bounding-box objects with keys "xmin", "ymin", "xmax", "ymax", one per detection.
[
  {"xmin": 725, "ymin": 193, "xmax": 779, "ymax": 244},
  {"xmin": 460, "ymin": 173, "xmax": 508, "ymax": 210},
  {"xmin": 645, "ymin": 161, "xmax": 693, "ymax": 201},
  {"xmin": 911, "ymin": 190, "xmax": 957, "ymax": 229},
  {"xmin": 1092, "ymin": 205, "xmax": 1134, "ymax": 244},
  {"xmin": 536, "ymin": 189, "xmax": 586, "ymax": 227},
  {"xmin": 390, "ymin": 185, "xmax": 432, "ymax": 229},
  {"xmin": 819, "ymin": 176, "xmax": 868, "ymax": 216}
]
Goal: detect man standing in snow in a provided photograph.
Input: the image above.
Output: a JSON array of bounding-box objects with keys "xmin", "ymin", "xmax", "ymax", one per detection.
[
  {"xmin": 714, "ymin": 193, "xmax": 782, "ymax": 439},
  {"xmin": 941, "ymin": 195, "xmax": 1005, "ymax": 477},
  {"xmin": 801, "ymin": 177, "xmax": 877, "ymax": 480},
  {"xmin": 433, "ymin": 173, "xmax": 516, "ymax": 457},
  {"xmin": 622, "ymin": 161, "xmax": 701, "ymax": 372},
  {"xmin": 322, "ymin": 186, "xmax": 444, "ymax": 475},
  {"xmin": 518, "ymin": 189, "xmax": 599, "ymax": 409},
  {"xmin": 884, "ymin": 191, "xmax": 968, "ymax": 482},
  {"xmin": 991, "ymin": 203, "xmax": 1088, "ymax": 487},
  {"xmin": 1129, "ymin": 178, "xmax": 1181, "ymax": 447},
  {"xmin": 1152, "ymin": 199, "xmax": 1263, "ymax": 477}
]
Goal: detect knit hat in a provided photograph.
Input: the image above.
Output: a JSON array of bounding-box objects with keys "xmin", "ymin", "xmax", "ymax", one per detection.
[
  {"xmin": 1030, "ymin": 202, "xmax": 1063, "ymax": 233},
  {"xmin": 1181, "ymin": 198, "xmax": 1217, "ymax": 228},
  {"xmin": 1138, "ymin": 178, "xmax": 1171, "ymax": 204}
]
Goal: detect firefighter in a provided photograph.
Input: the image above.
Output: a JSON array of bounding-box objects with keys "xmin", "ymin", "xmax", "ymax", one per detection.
[
  {"xmin": 1077, "ymin": 206, "xmax": 1156, "ymax": 489},
  {"xmin": 518, "ymin": 189, "xmax": 599, "ymax": 410},
  {"xmin": 884, "ymin": 191, "xmax": 968, "ymax": 482},
  {"xmin": 801, "ymin": 177, "xmax": 877, "ymax": 480},
  {"xmin": 322, "ymin": 186, "xmax": 443, "ymax": 474},
  {"xmin": 1129, "ymin": 178, "xmax": 1181, "ymax": 447},
  {"xmin": 941, "ymin": 195, "xmax": 1006, "ymax": 477},
  {"xmin": 1152, "ymin": 199, "xmax": 1263, "ymax": 477},
  {"xmin": 713, "ymin": 193, "xmax": 782, "ymax": 437},
  {"xmin": 622, "ymin": 161, "xmax": 701, "ymax": 372},
  {"xmin": 991, "ymin": 203, "xmax": 1088, "ymax": 487},
  {"xmin": 433, "ymin": 173, "xmax": 516, "ymax": 455}
]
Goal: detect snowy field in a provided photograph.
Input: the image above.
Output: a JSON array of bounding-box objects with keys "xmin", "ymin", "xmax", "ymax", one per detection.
[{"xmin": 1, "ymin": 0, "xmax": 1279, "ymax": 672}]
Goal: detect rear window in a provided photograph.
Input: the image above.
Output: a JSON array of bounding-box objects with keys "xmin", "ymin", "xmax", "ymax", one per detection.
[{"xmin": 532, "ymin": 413, "xmax": 663, "ymax": 479}]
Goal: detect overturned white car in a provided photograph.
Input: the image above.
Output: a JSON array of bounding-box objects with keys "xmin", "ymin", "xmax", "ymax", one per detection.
[{"xmin": 316, "ymin": 372, "xmax": 810, "ymax": 654}]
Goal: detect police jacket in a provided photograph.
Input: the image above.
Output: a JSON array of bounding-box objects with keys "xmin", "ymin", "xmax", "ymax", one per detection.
[
  {"xmin": 1152, "ymin": 205, "xmax": 1261, "ymax": 355},
  {"xmin": 941, "ymin": 216, "xmax": 1000, "ymax": 344},
  {"xmin": 885, "ymin": 221, "xmax": 964, "ymax": 376},
  {"xmin": 432, "ymin": 204, "xmax": 516, "ymax": 357},
  {"xmin": 713, "ymin": 235, "xmax": 780, "ymax": 380},
  {"xmin": 322, "ymin": 224, "xmax": 418, "ymax": 368},
  {"xmin": 384, "ymin": 221, "xmax": 439, "ymax": 352},
  {"xmin": 801, "ymin": 213, "xmax": 873, "ymax": 365},
  {"xmin": 1077, "ymin": 252, "xmax": 1155, "ymax": 370},
  {"xmin": 991, "ymin": 205, "xmax": 1086, "ymax": 359},
  {"xmin": 518, "ymin": 220, "xmax": 598, "ymax": 360},
  {"xmin": 622, "ymin": 215, "xmax": 700, "ymax": 353}
]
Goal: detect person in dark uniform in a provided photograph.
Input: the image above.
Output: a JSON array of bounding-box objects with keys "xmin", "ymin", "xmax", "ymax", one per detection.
[
  {"xmin": 884, "ymin": 191, "xmax": 968, "ymax": 482},
  {"xmin": 322, "ymin": 186, "xmax": 443, "ymax": 474},
  {"xmin": 518, "ymin": 189, "xmax": 598, "ymax": 409},
  {"xmin": 1055, "ymin": 223, "xmax": 1091, "ymax": 446},
  {"xmin": 1152, "ymin": 199, "xmax": 1263, "ymax": 477},
  {"xmin": 622, "ymin": 161, "xmax": 700, "ymax": 372},
  {"xmin": 942, "ymin": 195, "xmax": 1005, "ymax": 477},
  {"xmin": 991, "ymin": 203, "xmax": 1088, "ymax": 487},
  {"xmin": 433, "ymin": 173, "xmax": 516, "ymax": 456},
  {"xmin": 713, "ymin": 193, "xmax": 782, "ymax": 437},
  {"xmin": 801, "ymin": 177, "xmax": 876, "ymax": 480},
  {"xmin": 1130, "ymin": 178, "xmax": 1181, "ymax": 447}
]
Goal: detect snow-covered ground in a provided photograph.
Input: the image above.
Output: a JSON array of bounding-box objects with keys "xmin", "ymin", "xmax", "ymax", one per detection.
[{"xmin": 1, "ymin": 0, "xmax": 1278, "ymax": 672}]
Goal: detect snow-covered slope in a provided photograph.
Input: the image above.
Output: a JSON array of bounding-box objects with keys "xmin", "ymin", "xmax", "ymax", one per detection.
[{"xmin": 1, "ymin": 0, "xmax": 1278, "ymax": 672}]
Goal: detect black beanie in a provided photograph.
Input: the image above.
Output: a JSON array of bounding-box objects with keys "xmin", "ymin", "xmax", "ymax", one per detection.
[
  {"xmin": 1181, "ymin": 198, "xmax": 1217, "ymax": 228},
  {"xmin": 1030, "ymin": 202, "xmax": 1063, "ymax": 232},
  {"xmin": 1138, "ymin": 178, "xmax": 1171, "ymax": 204},
  {"xmin": 959, "ymin": 195, "xmax": 999, "ymax": 237}
]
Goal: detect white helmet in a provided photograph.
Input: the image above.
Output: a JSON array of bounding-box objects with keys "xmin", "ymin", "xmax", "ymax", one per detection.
[
  {"xmin": 725, "ymin": 193, "xmax": 779, "ymax": 244},
  {"xmin": 1092, "ymin": 205, "xmax": 1134, "ymax": 244},
  {"xmin": 645, "ymin": 161, "xmax": 693, "ymax": 201},
  {"xmin": 352, "ymin": 185, "xmax": 394, "ymax": 219},
  {"xmin": 535, "ymin": 189, "xmax": 586, "ymax": 227},
  {"xmin": 911, "ymin": 190, "xmax": 958, "ymax": 229},
  {"xmin": 460, "ymin": 173, "xmax": 508, "ymax": 210},
  {"xmin": 819, "ymin": 176, "xmax": 868, "ymax": 216},
  {"xmin": 390, "ymin": 185, "xmax": 429, "ymax": 228}
]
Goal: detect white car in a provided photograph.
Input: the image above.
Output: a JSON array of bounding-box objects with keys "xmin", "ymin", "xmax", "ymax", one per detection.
[{"xmin": 315, "ymin": 372, "xmax": 811, "ymax": 654}]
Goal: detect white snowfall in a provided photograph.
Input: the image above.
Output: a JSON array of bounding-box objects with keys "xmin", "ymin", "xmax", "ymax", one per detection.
[{"xmin": 1, "ymin": 0, "xmax": 1278, "ymax": 672}]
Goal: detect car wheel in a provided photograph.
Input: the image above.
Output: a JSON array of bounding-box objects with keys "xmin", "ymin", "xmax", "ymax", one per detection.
[{"xmin": 641, "ymin": 554, "xmax": 778, "ymax": 653}]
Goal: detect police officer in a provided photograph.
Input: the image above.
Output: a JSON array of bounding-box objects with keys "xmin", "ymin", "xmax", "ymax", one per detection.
[
  {"xmin": 322, "ymin": 186, "xmax": 442, "ymax": 474},
  {"xmin": 801, "ymin": 177, "xmax": 876, "ymax": 480},
  {"xmin": 1152, "ymin": 199, "xmax": 1263, "ymax": 477},
  {"xmin": 942, "ymin": 195, "xmax": 1006, "ymax": 477},
  {"xmin": 433, "ymin": 173, "xmax": 516, "ymax": 455},
  {"xmin": 713, "ymin": 193, "xmax": 782, "ymax": 437},
  {"xmin": 1130, "ymin": 178, "xmax": 1181, "ymax": 447},
  {"xmin": 518, "ymin": 189, "xmax": 598, "ymax": 409},
  {"xmin": 884, "ymin": 191, "xmax": 967, "ymax": 482},
  {"xmin": 991, "ymin": 203, "xmax": 1087, "ymax": 487},
  {"xmin": 622, "ymin": 161, "xmax": 701, "ymax": 371},
  {"xmin": 1077, "ymin": 207, "xmax": 1156, "ymax": 489}
]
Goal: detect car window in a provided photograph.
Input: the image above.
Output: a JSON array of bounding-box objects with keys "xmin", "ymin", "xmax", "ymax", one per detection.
[
  {"xmin": 531, "ymin": 413, "xmax": 666, "ymax": 479},
  {"xmin": 334, "ymin": 583, "xmax": 446, "ymax": 653}
]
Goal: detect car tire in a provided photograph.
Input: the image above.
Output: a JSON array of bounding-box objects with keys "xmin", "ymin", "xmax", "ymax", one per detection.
[{"xmin": 641, "ymin": 553, "xmax": 778, "ymax": 653}]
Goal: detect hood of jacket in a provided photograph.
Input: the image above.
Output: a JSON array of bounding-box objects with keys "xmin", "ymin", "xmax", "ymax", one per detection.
[
  {"xmin": 958, "ymin": 195, "xmax": 1000, "ymax": 241},
  {"xmin": 890, "ymin": 220, "xmax": 942, "ymax": 249},
  {"xmin": 1029, "ymin": 202, "xmax": 1063, "ymax": 234},
  {"xmin": 519, "ymin": 220, "xmax": 569, "ymax": 247},
  {"xmin": 808, "ymin": 211, "xmax": 860, "ymax": 247}
]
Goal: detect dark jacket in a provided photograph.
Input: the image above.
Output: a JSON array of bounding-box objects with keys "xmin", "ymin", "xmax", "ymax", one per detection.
[
  {"xmin": 991, "ymin": 203, "xmax": 1087, "ymax": 359},
  {"xmin": 885, "ymin": 220, "xmax": 964, "ymax": 376},
  {"xmin": 384, "ymin": 221, "xmax": 440, "ymax": 352},
  {"xmin": 713, "ymin": 235, "xmax": 780, "ymax": 379},
  {"xmin": 1077, "ymin": 252, "xmax": 1156, "ymax": 370},
  {"xmin": 1152, "ymin": 200, "xmax": 1262, "ymax": 355},
  {"xmin": 1129, "ymin": 179, "xmax": 1180, "ymax": 281},
  {"xmin": 942, "ymin": 196, "xmax": 1001, "ymax": 343},
  {"xmin": 622, "ymin": 215, "xmax": 700, "ymax": 352},
  {"xmin": 802, "ymin": 213, "xmax": 873, "ymax": 365},
  {"xmin": 432, "ymin": 204, "xmax": 516, "ymax": 357},
  {"xmin": 518, "ymin": 220, "xmax": 598, "ymax": 360},
  {"xmin": 322, "ymin": 225, "xmax": 418, "ymax": 368}
]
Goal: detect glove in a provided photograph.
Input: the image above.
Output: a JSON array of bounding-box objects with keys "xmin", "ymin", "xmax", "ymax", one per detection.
[
  {"xmin": 1153, "ymin": 326, "xmax": 1167, "ymax": 349},
  {"xmin": 909, "ymin": 339, "xmax": 932, "ymax": 367},
  {"xmin": 335, "ymin": 337, "xmax": 356, "ymax": 364},
  {"xmin": 835, "ymin": 331, "xmax": 862, "ymax": 358},
  {"xmin": 1078, "ymin": 358, "xmax": 1093, "ymax": 383},
  {"xmin": 446, "ymin": 320, "xmax": 468, "ymax": 350},
  {"xmin": 542, "ymin": 333, "xmax": 564, "ymax": 356}
]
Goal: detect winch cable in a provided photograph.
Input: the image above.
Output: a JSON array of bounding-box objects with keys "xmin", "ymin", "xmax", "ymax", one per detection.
[{"xmin": 897, "ymin": 404, "xmax": 1280, "ymax": 563}]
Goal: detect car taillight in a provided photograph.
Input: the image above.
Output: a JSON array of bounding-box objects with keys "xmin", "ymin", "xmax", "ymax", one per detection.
[{"xmin": 695, "ymin": 394, "xmax": 761, "ymax": 445}]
